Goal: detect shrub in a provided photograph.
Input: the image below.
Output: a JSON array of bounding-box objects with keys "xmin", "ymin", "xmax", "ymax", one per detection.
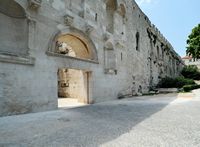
[
  {"xmin": 175, "ymin": 77, "xmax": 195, "ymax": 88},
  {"xmin": 181, "ymin": 65, "xmax": 200, "ymax": 80},
  {"xmin": 183, "ymin": 84, "xmax": 200, "ymax": 92},
  {"xmin": 158, "ymin": 77, "xmax": 195, "ymax": 88},
  {"xmin": 158, "ymin": 77, "xmax": 176, "ymax": 88}
]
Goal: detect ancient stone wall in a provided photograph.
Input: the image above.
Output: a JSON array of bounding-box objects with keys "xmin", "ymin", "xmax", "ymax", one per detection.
[{"xmin": 0, "ymin": 0, "xmax": 184, "ymax": 116}]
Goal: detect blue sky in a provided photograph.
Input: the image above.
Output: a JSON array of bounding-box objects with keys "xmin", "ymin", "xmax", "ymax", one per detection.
[{"xmin": 135, "ymin": 0, "xmax": 200, "ymax": 57}]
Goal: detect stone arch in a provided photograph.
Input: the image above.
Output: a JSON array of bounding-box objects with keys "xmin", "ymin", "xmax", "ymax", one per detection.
[
  {"xmin": 0, "ymin": 0, "xmax": 26, "ymax": 18},
  {"xmin": 105, "ymin": 0, "xmax": 117, "ymax": 33},
  {"xmin": 48, "ymin": 28, "xmax": 98, "ymax": 63},
  {"xmin": 0, "ymin": 0, "xmax": 28, "ymax": 56}
]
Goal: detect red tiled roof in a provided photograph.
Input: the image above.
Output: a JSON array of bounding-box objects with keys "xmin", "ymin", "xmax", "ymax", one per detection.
[{"xmin": 182, "ymin": 56, "xmax": 192, "ymax": 60}]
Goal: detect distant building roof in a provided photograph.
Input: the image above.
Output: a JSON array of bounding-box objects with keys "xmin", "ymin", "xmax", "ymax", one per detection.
[{"xmin": 182, "ymin": 56, "xmax": 192, "ymax": 60}]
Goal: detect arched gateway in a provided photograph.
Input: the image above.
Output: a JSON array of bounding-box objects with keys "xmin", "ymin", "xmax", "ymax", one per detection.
[{"xmin": 47, "ymin": 28, "xmax": 98, "ymax": 107}]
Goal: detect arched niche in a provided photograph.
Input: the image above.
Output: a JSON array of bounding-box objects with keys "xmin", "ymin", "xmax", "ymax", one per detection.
[
  {"xmin": 0, "ymin": 0, "xmax": 34, "ymax": 65},
  {"xmin": 118, "ymin": 3, "xmax": 126, "ymax": 18},
  {"xmin": 104, "ymin": 41, "xmax": 117, "ymax": 75},
  {"xmin": 0, "ymin": 0, "xmax": 26, "ymax": 18},
  {"xmin": 0, "ymin": 0, "xmax": 28, "ymax": 56},
  {"xmin": 117, "ymin": 3, "xmax": 126, "ymax": 38},
  {"xmin": 47, "ymin": 28, "xmax": 98, "ymax": 63},
  {"xmin": 105, "ymin": 0, "xmax": 117, "ymax": 33}
]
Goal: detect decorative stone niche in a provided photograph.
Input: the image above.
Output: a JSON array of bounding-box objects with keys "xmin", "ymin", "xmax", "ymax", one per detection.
[
  {"xmin": 28, "ymin": 0, "xmax": 42, "ymax": 10},
  {"xmin": 117, "ymin": 3, "xmax": 126, "ymax": 24},
  {"xmin": 0, "ymin": 0, "xmax": 35, "ymax": 65},
  {"xmin": 117, "ymin": 4, "xmax": 126, "ymax": 17},
  {"xmin": 104, "ymin": 47, "xmax": 117, "ymax": 75}
]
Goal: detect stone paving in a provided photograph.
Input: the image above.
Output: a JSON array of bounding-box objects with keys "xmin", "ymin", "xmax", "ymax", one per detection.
[
  {"xmin": 58, "ymin": 98, "xmax": 87, "ymax": 108},
  {"xmin": 0, "ymin": 92, "xmax": 200, "ymax": 147}
]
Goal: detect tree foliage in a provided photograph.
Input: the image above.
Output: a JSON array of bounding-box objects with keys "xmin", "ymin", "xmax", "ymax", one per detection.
[{"xmin": 186, "ymin": 24, "xmax": 200, "ymax": 60}]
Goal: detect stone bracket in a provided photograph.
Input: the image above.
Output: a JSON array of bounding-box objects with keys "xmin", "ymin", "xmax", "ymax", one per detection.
[
  {"xmin": 85, "ymin": 24, "xmax": 94, "ymax": 35},
  {"xmin": 28, "ymin": 0, "xmax": 42, "ymax": 10},
  {"xmin": 103, "ymin": 32, "xmax": 112, "ymax": 41},
  {"xmin": 64, "ymin": 15, "xmax": 74, "ymax": 26}
]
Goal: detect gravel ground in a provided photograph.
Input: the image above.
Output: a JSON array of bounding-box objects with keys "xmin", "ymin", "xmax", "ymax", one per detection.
[{"xmin": 0, "ymin": 92, "xmax": 200, "ymax": 147}]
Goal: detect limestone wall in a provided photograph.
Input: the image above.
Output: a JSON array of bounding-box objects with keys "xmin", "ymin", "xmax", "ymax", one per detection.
[{"xmin": 0, "ymin": 0, "xmax": 184, "ymax": 116}]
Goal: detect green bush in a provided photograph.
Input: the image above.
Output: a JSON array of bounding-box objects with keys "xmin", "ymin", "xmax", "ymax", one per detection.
[
  {"xmin": 175, "ymin": 77, "xmax": 195, "ymax": 88},
  {"xmin": 158, "ymin": 77, "xmax": 176, "ymax": 88},
  {"xmin": 181, "ymin": 65, "xmax": 200, "ymax": 80},
  {"xmin": 158, "ymin": 77, "xmax": 195, "ymax": 88},
  {"xmin": 183, "ymin": 84, "xmax": 200, "ymax": 92}
]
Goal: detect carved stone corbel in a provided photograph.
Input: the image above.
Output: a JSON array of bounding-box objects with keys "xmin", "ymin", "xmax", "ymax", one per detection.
[
  {"xmin": 85, "ymin": 24, "xmax": 94, "ymax": 35},
  {"xmin": 103, "ymin": 32, "xmax": 112, "ymax": 41},
  {"xmin": 28, "ymin": 0, "xmax": 42, "ymax": 10},
  {"xmin": 64, "ymin": 15, "xmax": 74, "ymax": 26}
]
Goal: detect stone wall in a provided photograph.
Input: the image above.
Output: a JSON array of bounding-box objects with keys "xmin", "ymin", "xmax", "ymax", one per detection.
[{"xmin": 0, "ymin": 0, "xmax": 184, "ymax": 116}]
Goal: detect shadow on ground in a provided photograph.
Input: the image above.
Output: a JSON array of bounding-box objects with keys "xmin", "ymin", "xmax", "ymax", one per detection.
[{"xmin": 0, "ymin": 94, "xmax": 178, "ymax": 147}]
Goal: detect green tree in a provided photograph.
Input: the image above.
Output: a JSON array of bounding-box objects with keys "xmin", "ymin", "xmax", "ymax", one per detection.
[{"xmin": 186, "ymin": 24, "xmax": 200, "ymax": 60}]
